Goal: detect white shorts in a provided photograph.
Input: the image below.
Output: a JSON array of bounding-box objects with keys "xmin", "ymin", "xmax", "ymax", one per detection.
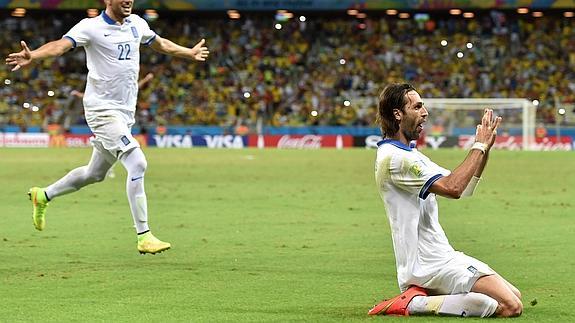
[
  {"xmin": 422, "ymin": 252, "xmax": 495, "ymax": 295},
  {"xmin": 85, "ymin": 109, "xmax": 140, "ymax": 164}
]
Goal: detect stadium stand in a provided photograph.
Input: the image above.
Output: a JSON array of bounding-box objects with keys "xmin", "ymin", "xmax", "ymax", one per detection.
[{"xmin": 1, "ymin": 10, "xmax": 574, "ymax": 133}]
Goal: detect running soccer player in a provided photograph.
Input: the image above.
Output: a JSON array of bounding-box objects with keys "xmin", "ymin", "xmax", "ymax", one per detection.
[
  {"xmin": 5, "ymin": 0, "xmax": 209, "ymax": 254},
  {"xmin": 369, "ymin": 83, "xmax": 522, "ymax": 317}
]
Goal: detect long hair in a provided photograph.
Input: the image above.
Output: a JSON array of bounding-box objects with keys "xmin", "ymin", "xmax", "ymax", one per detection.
[{"xmin": 376, "ymin": 83, "xmax": 416, "ymax": 137}]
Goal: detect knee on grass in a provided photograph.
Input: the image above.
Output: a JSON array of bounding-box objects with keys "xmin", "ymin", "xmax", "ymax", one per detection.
[{"xmin": 498, "ymin": 299, "xmax": 523, "ymax": 317}]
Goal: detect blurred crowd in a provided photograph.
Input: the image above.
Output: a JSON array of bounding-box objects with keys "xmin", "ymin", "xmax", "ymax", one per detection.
[{"xmin": 1, "ymin": 10, "xmax": 574, "ymax": 133}]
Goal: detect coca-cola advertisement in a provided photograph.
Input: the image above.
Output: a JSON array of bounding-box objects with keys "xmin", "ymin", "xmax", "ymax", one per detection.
[
  {"xmin": 458, "ymin": 135, "xmax": 573, "ymax": 151},
  {"xmin": 247, "ymin": 135, "xmax": 353, "ymax": 149}
]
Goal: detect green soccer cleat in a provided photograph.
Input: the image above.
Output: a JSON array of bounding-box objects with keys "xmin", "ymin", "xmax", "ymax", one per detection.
[
  {"xmin": 137, "ymin": 232, "xmax": 171, "ymax": 255},
  {"xmin": 28, "ymin": 187, "xmax": 49, "ymax": 231}
]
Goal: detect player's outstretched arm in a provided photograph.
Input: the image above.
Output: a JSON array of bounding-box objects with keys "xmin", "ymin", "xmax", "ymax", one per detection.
[
  {"xmin": 5, "ymin": 39, "xmax": 73, "ymax": 71},
  {"xmin": 149, "ymin": 36, "xmax": 209, "ymax": 61},
  {"xmin": 429, "ymin": 109, "xmax": 501, "ymax": 199}
]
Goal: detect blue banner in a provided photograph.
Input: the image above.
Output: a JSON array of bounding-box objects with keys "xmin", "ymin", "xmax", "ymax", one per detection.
[{"xmin": 151, "ymin": 134, "xmax": 248, "ymax": 148}]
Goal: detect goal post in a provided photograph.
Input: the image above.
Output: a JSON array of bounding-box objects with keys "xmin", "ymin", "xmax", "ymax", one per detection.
[{"xmin": 423, "ymin": 98, "xmax": 537, "ymax": 150}]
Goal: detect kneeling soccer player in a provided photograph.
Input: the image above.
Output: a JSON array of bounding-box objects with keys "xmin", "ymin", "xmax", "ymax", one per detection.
[{"xmin": 369, "ymin": 83, "xmax": 522, "ymax": 318}]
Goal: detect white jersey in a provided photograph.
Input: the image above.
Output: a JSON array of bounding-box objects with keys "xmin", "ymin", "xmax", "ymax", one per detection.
[
  {"xmin": 63, "ymin": 12, "xmax": 156, "ymax": 112},
  {"xmin": 374, "ymin": 139, "xmax": 456, "ymax": 292}
]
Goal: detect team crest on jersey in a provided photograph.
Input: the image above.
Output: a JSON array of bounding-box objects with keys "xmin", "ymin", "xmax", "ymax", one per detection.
[
  {"xmin": 131, "ymin": 27, "xmax": 139, "ymax": 38},
  {"xmin": 408, "ymin": 162, "xmax": 424, "ymax": 177}
]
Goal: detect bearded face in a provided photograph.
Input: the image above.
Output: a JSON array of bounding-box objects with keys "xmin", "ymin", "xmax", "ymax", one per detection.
[
  {"xmin": 398, "ymin": 91, "xmax": 428, "ymax": 141},
  {"xmin": 107, "ymin": 0, "xmax": 133, "ymax": 19}
]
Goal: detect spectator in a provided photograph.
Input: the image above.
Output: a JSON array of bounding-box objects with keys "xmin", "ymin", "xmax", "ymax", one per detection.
[{"xmin": 2, "ymin": 11, "xmax": 573, "ymax": 130}]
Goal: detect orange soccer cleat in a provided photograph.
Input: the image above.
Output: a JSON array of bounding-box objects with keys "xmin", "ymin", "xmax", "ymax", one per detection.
[{"xmin": 368, "ymin": 286, "xmax": 428, "ymax": 316}]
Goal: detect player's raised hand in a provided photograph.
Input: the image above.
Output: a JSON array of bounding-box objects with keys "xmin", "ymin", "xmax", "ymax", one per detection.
[
  {"xmin": 475, "ymin": 108, "xmax": 502, "ymax": 149},
  {"xmin": 487, "ymin": 112, "xmax": 502, "ymax": 148},
  {"xmin": 6, "ymin": 41, "xmax": 33, "ymax": 71},
  {"xmin": 191, "ymin": 39, "xmax": 209, "ymax": 61}
]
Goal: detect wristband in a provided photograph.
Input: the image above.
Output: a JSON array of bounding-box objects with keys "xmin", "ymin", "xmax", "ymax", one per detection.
[
  {"xmin": 462, "ymin": 176, "xmax": 481, "ymax": 197},
  {"xmin": 471, "ymin": 142, "xmax": 487, "ymax": 154}
]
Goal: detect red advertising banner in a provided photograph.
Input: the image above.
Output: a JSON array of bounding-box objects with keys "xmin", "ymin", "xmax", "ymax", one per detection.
[
  {"xmin": 247, "ymin": 135, "xmax": 353, "ymax": 149},
  {"xmin": 458, "ymin": 135, "xmax": 573, "ymax": 151},
  {"xmin": 50, "ymin": 134, "xmax": 91, "ymax": 147}
]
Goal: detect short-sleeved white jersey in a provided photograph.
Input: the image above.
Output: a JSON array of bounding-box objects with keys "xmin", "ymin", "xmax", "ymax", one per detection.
[
  {"xmin": 374, "ymin": 139, "xmax": 457, "ymax": 292},
  {"xmin": 63, "ymin": 12, "xmax": 156, "ymax": 112}
]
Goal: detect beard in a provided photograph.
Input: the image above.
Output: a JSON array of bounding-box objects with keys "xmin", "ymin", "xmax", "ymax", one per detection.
[
  {"xmin": 402, "ymin": 127, "xmax": 421, "ymax": 141},
  {"xmin": 113, "ymin": 4, "xmax": 132, "ymax": 18}
]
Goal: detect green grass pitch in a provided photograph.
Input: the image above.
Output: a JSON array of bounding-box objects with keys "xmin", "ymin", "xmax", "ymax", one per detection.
[{"xmin": 0, "ymin": 148, "xmax": 573, "ymax": 322}]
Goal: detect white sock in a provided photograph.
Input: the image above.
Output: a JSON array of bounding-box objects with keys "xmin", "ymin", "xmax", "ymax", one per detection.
[
  {"xmin": 45, "ymin": 148, "xmax": 113, "ymax": 200},
  {"xmin": 120, "ymin": 148, "xmax": 150, "ymax": 234},
  {"xmin": 408, "ymin": 293, "xmax": 498, "ymax": 317}
]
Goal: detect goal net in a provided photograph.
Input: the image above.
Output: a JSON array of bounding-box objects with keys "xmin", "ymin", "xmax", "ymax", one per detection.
[{"xmin": 422, "ymin": 98, "xmax": 537, "ymax": 150}]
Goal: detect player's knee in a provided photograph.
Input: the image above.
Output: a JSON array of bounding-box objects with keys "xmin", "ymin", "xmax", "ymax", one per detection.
[
  {"xmin": 89, "ymin": 171, "xmax": 107, "ymax": 183},
  {"xmin": 132, "ymin": 158, "xmax": 147, "ymax": 175},
  {"xmin": 499, "ymin": 299, "xmax": 523, "ymax": 317}
]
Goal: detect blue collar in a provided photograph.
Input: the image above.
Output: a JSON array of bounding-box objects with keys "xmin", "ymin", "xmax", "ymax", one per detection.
[
  {"xmin": 101, "ymin": 11, "xmax": 130, "ymax": 25},
  {"xmin": 101, "ymin": 11, "xmax": 117, "ymax": 25},
  {"xmin": 376, "ymin": 139, "xmax": 416, "ymax": 151}
]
